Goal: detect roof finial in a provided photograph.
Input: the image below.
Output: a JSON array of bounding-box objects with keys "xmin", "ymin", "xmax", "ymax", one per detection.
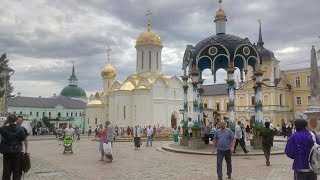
[
  {"xmin": 218, "ymin": 0, "xmax": 222, "ymax": 9},
  {"xmin": 257, "ymin": 19, "xmax": 264, "ymax": 47},
  {"xmin": 72, "ymin": 61, "xmax": 75, "ymax": 75},
  {"xmin": 106, "ymin": 45, "xmax": 112, "ymax": 64},
  {"xmin": 145, "ymin": 9, "xmax": 152, "ymax": 32}
]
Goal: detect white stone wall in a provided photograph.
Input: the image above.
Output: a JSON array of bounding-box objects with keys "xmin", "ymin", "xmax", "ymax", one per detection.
[{"xmin": 85, "ymin": 106, "xmax": 105, "ymax": 129}]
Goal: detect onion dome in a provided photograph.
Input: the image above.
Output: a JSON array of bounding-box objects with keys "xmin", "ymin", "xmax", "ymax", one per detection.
[{"xmin": 101, "ymin": 64, "xmax": 116, "ymax": 79}]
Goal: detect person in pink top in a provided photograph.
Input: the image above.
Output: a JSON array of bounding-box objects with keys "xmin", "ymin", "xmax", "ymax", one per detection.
[{"xmin": 98, "ymin": 124, "xmax": 106, "ymax": 161}]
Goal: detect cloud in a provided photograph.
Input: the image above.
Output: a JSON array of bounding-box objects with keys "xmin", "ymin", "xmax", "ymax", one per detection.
[{"xmin": 0, "ymin": 0, "xmax": 318, "ymax": 98}]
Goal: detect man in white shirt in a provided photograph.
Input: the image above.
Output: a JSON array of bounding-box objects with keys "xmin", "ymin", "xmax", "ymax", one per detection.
[
  {"xmin": 188, "ymin": 118, "xmax": 194, "ymax": 140},
  {"xmin": 64, "ymin": 124, "xmax": 74, "ymax": 138},
  {"xmin": 146, "ymin": 125, "xmax": 154, "ymax": 147},
  {"xmin": 234, "ymin": 121, "xmax": 248, "ymax": 153}
]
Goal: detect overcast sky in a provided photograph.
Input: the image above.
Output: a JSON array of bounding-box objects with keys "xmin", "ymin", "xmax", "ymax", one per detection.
[{"xmin": 1, "ymin": 0, "xmax": 320, "ymax": 98}]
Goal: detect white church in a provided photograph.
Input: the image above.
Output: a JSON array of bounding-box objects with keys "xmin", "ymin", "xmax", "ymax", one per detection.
[{"xmin": 85, "ymin": 15, "xmax": 193, "ymax": 129}]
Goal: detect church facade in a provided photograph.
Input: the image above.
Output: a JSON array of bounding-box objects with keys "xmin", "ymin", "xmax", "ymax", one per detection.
[{"xmin": 86, "ymin": 17, "xmax": 193, "ymax": 129}]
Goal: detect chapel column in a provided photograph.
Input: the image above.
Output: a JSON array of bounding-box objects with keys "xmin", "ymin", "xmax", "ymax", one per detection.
[
  {"xmin": 198, "ymin": 79, "xmax": 204, "ymax": 125},
  {"xmin": 227, "ymin": 67, "xmax": 236, "ymax": 128},
  {"xmin": 254, "ymin": 71, "xmax": 264, "ymax": 124},
  {"xmin": 191, "ymin": 67, "xmax": 199, "ymax": 124}
]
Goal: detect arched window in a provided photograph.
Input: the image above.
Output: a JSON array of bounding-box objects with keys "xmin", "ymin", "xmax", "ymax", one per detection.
[{"xmin": 279, "ymin": 94, "xmax": 283, "ymax": 106}]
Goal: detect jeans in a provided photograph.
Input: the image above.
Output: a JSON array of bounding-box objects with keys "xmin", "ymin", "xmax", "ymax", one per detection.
[
  {"xmin": 2, "ymin": 153, "xmax": 22, "ymax": 180},
  {"xmin": 146, "ymin": 136, "xmax": 153, "ymax": 147},
  {"xmin": 262, "ymin": 144, "xmax": 271, "ymax": 164},
  {"xmin": 217, "ymin": 149, "xmax": 232, "ymax": 178},
  {"xmin": 294, "ymin": 171, "xmax": 317, "ymax": 180}
]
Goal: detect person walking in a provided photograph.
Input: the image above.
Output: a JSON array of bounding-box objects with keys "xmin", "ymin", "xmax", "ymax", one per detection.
[
  {"xmin": 133, "ymin": 126, "xmax": 141, "ymax": 150},
  {"xmin": 204, "ymin": 121, "xmax": 213, "ymax": 144},
  {"xmin": 260, "ymin": 122, "xmax": 274, "ymax": 166},
  {"xmin": 245, "ymin": 125, "xmax": 251, "ymax": 141},
  {"xmin": 173, "ymin": 126, "xmax": 179, "ymax": 143},
  {"xmin": 234, "ymin": 121, "xmax": 248, "ymax": 154},
  {"xmin": 98, "ymin": 124, "xmax": 106, "ymax": 161},
  {"xmin": 105, "ymin": 121, "xmax": 115, "ymax": 162},
  {"xmin": 75, "ymin": 126, "xmax": 80, "ymax": 140},
  {"xmin": 285, "ymin": 119, "xmax": 320, "ymax": 180},
  {"xmin": 188, "ymin": 118, "xmax": 194, "ymax": 139},
  {"xmin": 146, "ymin": 125, "xmax": 154, "ymax": 147},
  {"xmin": 88, "ymin": 127, "xmax": 92, "ymax": 137},
  {"xmin": 282, "ymin": 124, "xmax": 286, "ymax": 138},
  {"xmin": 0, "ymin": 114, "xmax": 27, "ymax": 180},
  {"xmin": 212, "ymin": 120, "xmax": 235, "ymax": 180}
]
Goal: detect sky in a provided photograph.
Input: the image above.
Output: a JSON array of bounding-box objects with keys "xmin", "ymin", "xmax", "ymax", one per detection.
[{"xmin": 1, "ymin": 0, "xmax": 320, "ymax": 98}]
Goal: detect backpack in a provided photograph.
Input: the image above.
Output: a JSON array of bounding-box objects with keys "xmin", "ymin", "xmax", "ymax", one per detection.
[
  {"xmin": 308, "ymin": 132, "xmax": 320, "ymax": 174},
  {"xmin": 21, "ymin": 152, "xmax": 31, "ymax": 173}
]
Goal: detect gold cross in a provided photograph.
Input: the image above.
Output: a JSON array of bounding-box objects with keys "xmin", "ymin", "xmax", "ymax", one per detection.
[
  {"xmin": 145, "ymin": 9, "xmax": 152, "ymax": 31},
  {"xmin": 106, "ymin": 45, "xmax": 112, "ymax": 63}
]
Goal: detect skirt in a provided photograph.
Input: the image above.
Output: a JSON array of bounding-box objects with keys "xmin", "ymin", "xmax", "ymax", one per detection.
[{"xmin": 134, "ymin": 137, "xmax": 141, "ymax": 148}]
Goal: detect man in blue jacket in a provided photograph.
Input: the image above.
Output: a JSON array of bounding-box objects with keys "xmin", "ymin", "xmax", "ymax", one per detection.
[{"xmin": 285, "ymin": 119, "xmax": 320, "ymax": 180}]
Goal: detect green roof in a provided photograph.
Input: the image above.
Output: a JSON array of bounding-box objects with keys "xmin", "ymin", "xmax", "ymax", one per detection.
[{"xmin": 60, "ymin": 85, "xmax": 86, "ymax": 98}]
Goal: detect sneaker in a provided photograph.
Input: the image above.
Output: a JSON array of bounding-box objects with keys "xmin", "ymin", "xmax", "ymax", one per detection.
[
  {"xmin": 218, "ymin": 177, "xmax": 222, "ymax": 180},
  {"xmin": 228, "ymin": 175, "xmax": 231, "ymax": 179},
  {"xmin": 266, "ymin": 162, "xmax": 270, "ymax": 166}
]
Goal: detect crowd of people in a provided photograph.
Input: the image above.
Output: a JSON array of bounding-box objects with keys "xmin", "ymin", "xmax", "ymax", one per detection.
[{"xmin": 1, "ymin": 113, "xmax": 319, "ymax": 180}]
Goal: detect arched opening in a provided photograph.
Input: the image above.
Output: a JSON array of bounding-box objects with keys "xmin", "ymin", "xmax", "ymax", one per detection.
[{"xmin": 202, "ymin": 69, "xmax": 213, "ymax": 84}]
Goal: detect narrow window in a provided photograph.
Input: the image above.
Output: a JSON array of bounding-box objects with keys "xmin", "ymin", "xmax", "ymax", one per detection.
[
  {"xmin": 308, "ymin": 96, "xmax": 311, "ymax": 105},
  {"xmin": 123, "ymin": 106, "xmax": 126, "ymax": 119},
  {"xmin": 251, "ymin": 96, "xmax": 255, "ymax": 106},
  {"xmin": 216, "ymin": 103, "xmax": 220, "ymax": 111},
  {"xmin": 30, "ymin": 112, "xmax": 32, "ymax": 115},
  {"xmin": 141, "ymin": 51, "xmax": 144, "ymax": 69},
  {"xmin": 279, "ymin": 94, "xmax": 283, "ymax": 106},
  {"xmin": 307, "ymin": 76, "xmax": 311, "ymax": 86},
  {"xmin": 149, "ymin": 51, "xmax": 151, "ymax": 69},
  {"xmin": 20, "ymin": 111, "xmax": 22, "ymax": 114},
  {"xmin": 36, "ymin": 112, "xmax": 39, "ymax": 117},
  {"xmin": 95, "ymin": 118, "xmax": 97, "ymax": 124},
  {"xmin": 156, "ymin": 52, "xmax": 159, "ymax": 69},
  {"xmin": 66, "ymin": 112, "xmax": 69, "ymax": 117},
  {"xmin": 49, "ymin": 112, "xmax": 51, "ymax": 118},
  {"xmin": 71, "ymin": 112, "xmax": 73, "ymax": 117},
  {"xmin": 75, "ymin": 112, "xmax": 77, "ymax": 117},
  {"xmin": 42, "ymin": 112, "xmax": 45, "ymax": 117},
  {"xmin": 87, "ymin": 118, "xmax": 89, "ymax": 125}
]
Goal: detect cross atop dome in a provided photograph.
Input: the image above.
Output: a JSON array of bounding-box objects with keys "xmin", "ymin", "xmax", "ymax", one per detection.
[
  {"xmin": 145, "ymin": 9, "xmax": 152, "ymax": 32},
  {"xmin": 106, "ymin": 45, "xmax": 112, "ymax": 64}
]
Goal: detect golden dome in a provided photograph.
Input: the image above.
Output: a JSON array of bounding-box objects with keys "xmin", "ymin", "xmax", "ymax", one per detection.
[
  {"xmin": 215, "ymin": 9, "xmax": 226, "ymax": 20},
  {"xmin": 101, "ymin": 64, "xmax": 116, "ymax": 79},
  {"xmin": 136, "ymin": 30, "xmax": 162, "ymax": 46}
]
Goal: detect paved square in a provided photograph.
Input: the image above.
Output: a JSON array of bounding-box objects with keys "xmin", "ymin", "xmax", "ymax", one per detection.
[{"xmin": 1, "ymin": 137, "xmax": 294, "ymax": 180}]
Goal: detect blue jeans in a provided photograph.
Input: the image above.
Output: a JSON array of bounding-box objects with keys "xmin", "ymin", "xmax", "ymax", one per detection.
[
  {"xmin": 147, "ymin": 136, "xmax": 153, "ymax": 147},
  {"xmin": 217, "ymin": 149, "xmax": 232, "ymax": 178},
  {"xmin": 294, "ymin": 171, "xmax": 317, "ymax": 180}
]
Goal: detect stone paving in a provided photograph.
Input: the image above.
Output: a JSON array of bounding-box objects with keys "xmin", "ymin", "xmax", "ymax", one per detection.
[{"xmin": 0, "ymin": 136, "xmax": 296, "ymax": 180}]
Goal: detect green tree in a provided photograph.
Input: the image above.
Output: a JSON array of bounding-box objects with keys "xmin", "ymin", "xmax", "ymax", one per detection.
[
  {"xmin": 42, "ymin": 116, "xmax": 53, "ymax": 128},
  {"xmin": 0, "ymin": 53, "xmax": 14, "ymax": 100}
]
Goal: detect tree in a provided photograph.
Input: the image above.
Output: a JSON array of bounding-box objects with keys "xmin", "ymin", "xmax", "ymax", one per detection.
[
  {"xmin": 0, "ymin": 53, "xmax": 14, "ymax": 100},
  {"xmin": 42, "ymin": 116, "xmax": 53, "ymax": 128}
]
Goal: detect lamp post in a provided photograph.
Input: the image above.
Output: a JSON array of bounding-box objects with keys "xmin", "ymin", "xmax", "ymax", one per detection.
[{"xmin": 81, "ymin": 111, "xmax": 86, "ymax": 135}]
